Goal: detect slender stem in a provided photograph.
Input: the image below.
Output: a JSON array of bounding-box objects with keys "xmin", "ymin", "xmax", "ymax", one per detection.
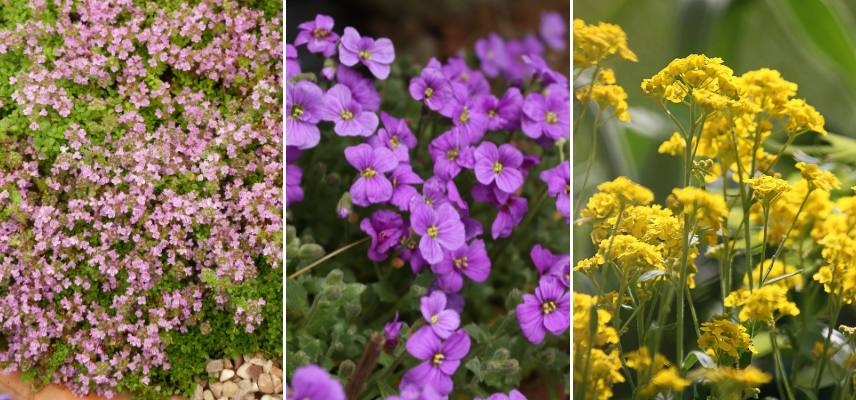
[
  {"xmin": 760, "ymin": 191, "xmax": 812, "ymax": 286},
  {"xmin": 763, "ymin": 133, "xmax": 799, "ymax": 175},
  {"xmin": 758, "ymin": 203, "xmax": 770, "ymax": 288},
  {"xmin": 814, "ymin": 296, "xmax": 844, "ymax": 394},
  {"xmin": 729, "ymin": 128, "xmax": 754, "ymax": 292},
  {"xmin": 345, "ymin": 332, "xmax": 386, "ymax": 400},
  {"xmin": 770, "ymin": 327, "xmax": 796, "ymax": 400},
  {"xmin": 573, "ymin": 111, "xmax": 602, "ymax": 219},
  {"xmin": 288, "ymin": 237, "xmax": 370, "ymax": 279}
]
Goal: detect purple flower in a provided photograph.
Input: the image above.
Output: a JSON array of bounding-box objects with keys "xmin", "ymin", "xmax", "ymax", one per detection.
[
  {"xmin": 449, "ymin": 96, "xmax": 488, "ymax": 143},
  {"xmin": 409, "ymin": 64, "xmax": 453, "ymax": 112},
  {"xmin": 531, "ymin": 244, "xmax": 570, "ymax": 288},
  {"xmin": 540, "ymin": 12, "xmax": 567, "ymax": 51},
  {"xmin": 360, "ymin": 210, "xmax": 405, "ymax": 261},
  {"xmin": 335, "ymin": 66, "xmax": 381, "ymax": 111},
  {"xmin": 286, "ymin": 44, "xmax": 300, "ymax": 78},
  {"xmin": 390, "ymin": 164, "xmax": 423, "ymax": 211},
  {"xmin": 474, "ymin": 33, "xmax": 509, "ymax": 78},
  {"xmin": 443, "ymin": 56, "xmax": 490, "ymax": 96},
  {"xmin": 339, "ymin": 27, "xmax": 395, "ymax": 80},
  {"xmin": 516, "ymin": 277, "xmax": 570, "ymax": 344},
  {"xmin": 384, "ymin": 312, "xmax": 403, "ymax": 352},
  {"xmin": 387, "ymin": 383, "xmax": 445, "ymax": 400},
  {"xmin": 429, "ymin": 130, "xmax": 475, "ymax": 181},
  {"xmin": 540, "ymin": 161, "xmax": 570, "ymax": 222},
  {"xmin": 474, "ymin": 142, "xmax": 524, "ymax": 193},
  {"xmin": 287, "ymin": 364, "xmax": 345, "ymax": 400},
  {"xmin": 286, "ymin": 80, "xmax": 324, "ymax": 149},
  {"xmin": 320, "ymin": 84, "xmax": 379, "ymax": 137},
  {"xmin": 477, "ymin": 87, "xmax": 523, "ymax": 132},
  {"xmin": 345, "ymin": 144, "xmax": 397, "ymax": 206},
  {"xmin": 432, "ymin": 239, "xmax": 491, "ymax": 292},
  {"xmin": 399, "ymin": 231, "xmax": 428, "ymax": 274},
  {"xmin": 411, "ymin": 203, "xmax": 465, "ymax": 264},
  {"xmin": 521, "ymin": 92, "xmax": 570, "ymax": 140},
  {"xmin": 403, "ymin": 327, "xmax": 471, "ymax": 395},
  {"xmin": 295, "ymin": 14, "xmax": 340, "ymax": 57},
  {"xmin": 444, "ymin": 179, "xmax": 469, "ymax": 212},
  {"xmin": 477, "ymin": 390, "xmax": 528, "ymax": 400},
  {"xmin": 493, "ymin": 194, "xmax": 527, "ymax": 239},
  {"xmin": 369, "ymin": 112, "xmax": 417, "ymax": 162},
  {"xmin": 286, "ymin": 163, "xmax": 304, "ymax": 207},
  {"xmin": 522, "ymin": 54, "xmax": 569, "ymax": 87},
  {"xmin": 420, "ymin": 291, "xmax": 460, "ymax": 339},
  {"xmin": 408, "ymin": 177, "xmax": 450, "ymax": 212}
]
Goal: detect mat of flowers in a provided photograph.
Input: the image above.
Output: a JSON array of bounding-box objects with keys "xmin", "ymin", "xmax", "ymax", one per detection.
[
  {"xmin": 285, "ymin": 11, "xmax": 571, "ymax": 400},
  {"xmin": 573, "ymin": 18, "xmax": 856, "ymax": 400},
  {"xmin": 0, "ymin": 1, "xmax": 283, "ymax": 398}
]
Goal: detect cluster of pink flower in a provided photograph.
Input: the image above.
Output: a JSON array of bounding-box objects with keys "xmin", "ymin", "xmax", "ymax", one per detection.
[{"xmin": 0, "ymin": 0, "xmax": 281, "ymax": 396}]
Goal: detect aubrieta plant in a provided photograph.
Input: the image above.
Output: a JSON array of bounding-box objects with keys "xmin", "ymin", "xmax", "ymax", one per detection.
[
  {"xmin": 574, "ymin": 18, "xmax": 856, "ymax": 400},
  {"xmin": 0, "ymin": 0, "xmax": 282, "ymax": 398},
  {"xmin": 286, "ymin": 11, "xmax": 570, "ymax": 400}
]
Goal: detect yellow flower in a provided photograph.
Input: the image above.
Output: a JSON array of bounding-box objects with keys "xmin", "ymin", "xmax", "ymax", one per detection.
[
  {"xmin": 746, "ymin": 175, "xmax": 791, "ymax": 204},
  {"xmin": 580, "ymin": 177, "xmax": 654, "ymax": 222},
  {"xmin": 702, "ymin": 366, "xmax": 772, "ymax": 400},
  {"xmin": 574, "ymin": 348, "xmax": 625, "ymax": 400},
  {"xmin": 780, "ymin": 98, "xmax": 826, "ymax": 135},
  {"xmin": 813, "ymin": 233, "xmax": 856, "ymax": 304},
  {"xmin": 625, "ymin": 347, "xmax": 690, "ymax": 397},
  {"xmin": 736, "ymin": 68, "xmax": 798, "ymax": 113},
  {"xmin": 658, "ymin": 132, "xmax": 687, "ymax": 157},
  {"xmin": 796, "ymin": 162, "xmax": 840, "ymax": 191},
  {"xmin": 698, "ymin": 318, "xmax": 756, "ymax": 361},
  {"xmin": 594, "ymin": 234, "xmax": 665, "ymax": 277},
  {"xmin": 573, "ymin": 292, "xmax": 620, "ymax": 348},
  {"xmin": 641, "ymin": 54, "xmax": 739, "ymax": 106},
  {"xmin": 752, "ymin": 180, "xmax": 831, "ymax": 245},
  {"xmin": 745, "ymin": 259, "xmax": 803, "ymax": 290},
  {"xmin": 667, "ymin": 187, "xmax": 728, "ymax": 244},
  {"xmin": 573, "ymin": 19, "xmax": 637, "ymax": 68},
  {"xmin": 724, "ymin": 286, "xmax": 800, "ymax": 324},
  {"xmin": 576, "ymin": 68, "xmax": 631, "ymax": 122},
  {"xmin": 812, "ymin": 195, "xmax": 856, "ymax": 240}
]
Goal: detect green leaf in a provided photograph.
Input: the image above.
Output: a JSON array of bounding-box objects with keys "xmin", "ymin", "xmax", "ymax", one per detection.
[
  {"xmin": 285, "ymin": 279, "xmax": 308, "ymax": 318},
  {"xmin": 683, "ymin": 350, "xmax": 715, "ymax": 371},
  {"xmin": 774, "ymin": 0, "xmax": 856, "ymax": 96}
]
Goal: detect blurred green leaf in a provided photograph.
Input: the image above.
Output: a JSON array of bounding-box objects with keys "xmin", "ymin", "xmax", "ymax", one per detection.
[{"xmin": 774, "ymin": 0, "xmax": 856, "ymax": 93}]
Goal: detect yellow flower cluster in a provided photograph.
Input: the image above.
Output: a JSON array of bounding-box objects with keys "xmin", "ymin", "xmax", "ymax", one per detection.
[
  {"xmin": 812, "ymin": 233, "xmax": 856, "ymax": 304},
  {"xmin": 796, "ymin": 162, "xmax": 841, "ymax": 192},
  {"xmin": 746, "ymin": 175, "xmax": 791, "ymax": 204},
  {"xmin": 625, "ymin": 347, "xmax": 690, "ymax": 397},
  {"xmin": 573, "ymin": 19, "xmax": 637, "ymax": 68},
  {"xmin": 573, "ymin": 292, "xmax": 624, "ymax": 400},
  {"xmin": 698, "ymin": 318, "xmax": 756, "ymax": 361},
  {"xmin": 580, "ymin": 176, "xmax": 654, "ymax": 221},
  {"xmin": 750, "ymin": 180, "xmax": 830, "ymax": 245},
  {"xmin": 579, "ymin": 234, "xmax": 664, "ymax": 277},
  {"xmin": 657, "ymin": 132, "xmax": 687, "ymax": 156},
  {"xmin": 724, "ymin": 286, "xmax": 800, "ymax": 324},
  {"xmin": 702, "ymin": 366, "xmax": 772, "ymax": 399},
  {"xmin": 575, "ymin": 69, "xmax": 631, "ymax": 122},
  {"xmin": 667, "ymin": 187, "xmax": 728, "ymax": 244},
  {"xmin": 641, "ymin": 54, "xmax": 740, "ymax": 106}
]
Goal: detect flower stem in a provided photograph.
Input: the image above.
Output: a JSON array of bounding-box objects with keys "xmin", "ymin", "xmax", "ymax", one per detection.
[
  {"xmin": 288, "ymin": 237, "xmax": 370, "ymax": 279},
  {"xmin": 770, "ymin": 328, "xmax": 796, "ymax": 400}
]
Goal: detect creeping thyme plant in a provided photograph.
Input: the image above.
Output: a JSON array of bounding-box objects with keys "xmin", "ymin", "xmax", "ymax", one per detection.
[
  {"xmin": 574, "ymin": 18, "xmax": 856, "ymax": 400},
  {"xmin": 0, "ymin": 0, "xmax": 282, "ymax": 398},
  {"xmin": 286, "ymin": 10, "xmax": 571, "ymax": 400}
]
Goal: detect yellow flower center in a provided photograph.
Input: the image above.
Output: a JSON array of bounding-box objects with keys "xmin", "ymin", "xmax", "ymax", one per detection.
[
  {"xmin": 430, "ymin": 314, "xmax": 439, "ymax": 324},
  {"xmin": 424, "ymin": 197, "xmax": 433, "ymax": 205},
  {"xmin": 488, "ymin": 109, "xmax": 496, "ymax": 118},
  {"xmin": 563, "ymin": 184, "xmax": 570, "ymax": 195},
  {"xmin": 290, "ymin": 105, "xmax": 304, "ymax": 120},
  {"xmin": 453, "ymin": 257, "xmax": 468, "ymax": 270},
  {"xmin": 446, "ymin": 147, "xmax": 459, "ymax": 161},
  {"xmin": 340, "ymin": 110, "xmax": 354, "ymax": 121},
  {"xmin": 359, "ymin": 50, "xmax": 372, "ymax": 60},
  {"xmin": 389, "ymin": 135, "xmax": 400, "ymax": 148},
  {"xmin": 424, "ymin": 87, "xmax": 434, "ymax": 99},
  {"xmin": 432, "ymin": 353, "xmax": 445, "ymax": 366},
  {"xmin": 312, "ymin": 28, "xmax": 329, "ymax": 38},
  {"xmin": 541, "ymin": 300, "xmax": 557, "ymax": 314},
  {"xmin": 361, "ymin": 167, "xmax": 377, "ymax": 178},
  {"xmin": 459, "ymin": 107, "xmax": 470, "ymax": 123},
  {"xmin": 427, "ymin": 225, "xmax": 439, "ymax": 238},
  {"xmin": 492, "ymin": 161, "xmax": 504, "ymax": 175},
  {"xmin": 460, "ymin": 72, "xmax": 470, "ymax": 81},
  {"xmin": 545, "ymin": 111, "xmax": 558, "ymax": 124}
]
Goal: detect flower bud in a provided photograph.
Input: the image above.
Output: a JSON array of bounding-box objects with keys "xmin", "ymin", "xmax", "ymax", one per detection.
[
  {"xmin": 337, "ymin": 192, "xmax": 352, "ymax": 220},
  {"xmin": 298, "ymin": 243, "xmax": 325, "ymax": 260},
  {"xmin": 338, "ymin": 360, "xmax": 356, "ymax": 378}
]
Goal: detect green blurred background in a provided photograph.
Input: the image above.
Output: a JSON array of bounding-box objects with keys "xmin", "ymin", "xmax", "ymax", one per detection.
[{"xmin": 573, "ymin": 0, "xmax": 856, "ymax": 257}]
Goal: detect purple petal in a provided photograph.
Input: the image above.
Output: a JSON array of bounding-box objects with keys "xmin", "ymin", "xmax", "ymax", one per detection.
[
  {"xmin": 432, "ymin": 309, "xmax": 460, "ymax": 339},
  {"xmin": 421, "ymin": 291, "xmax": 447, "ymax": 320},
  {"xmin": 365, "ymin": 177, "xmax": 393, "ymax": 204},
  {"xmin": 516, "ymin": 295, "xmax": 546, "ymax": 344},
  {"xmin": 441, "ymin": 329, "xmax": 471, "ymax": 360},
  {"xmin": 495, "ymin": 168, "xmax": 523, "ymax": 193},
  {"xmin": 419, "ymin": 235, "xmax": 444, "ymax": 264},
  {"xmin": 406, "ymin": 326, "xmax": 442, "ymax": 360}
]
